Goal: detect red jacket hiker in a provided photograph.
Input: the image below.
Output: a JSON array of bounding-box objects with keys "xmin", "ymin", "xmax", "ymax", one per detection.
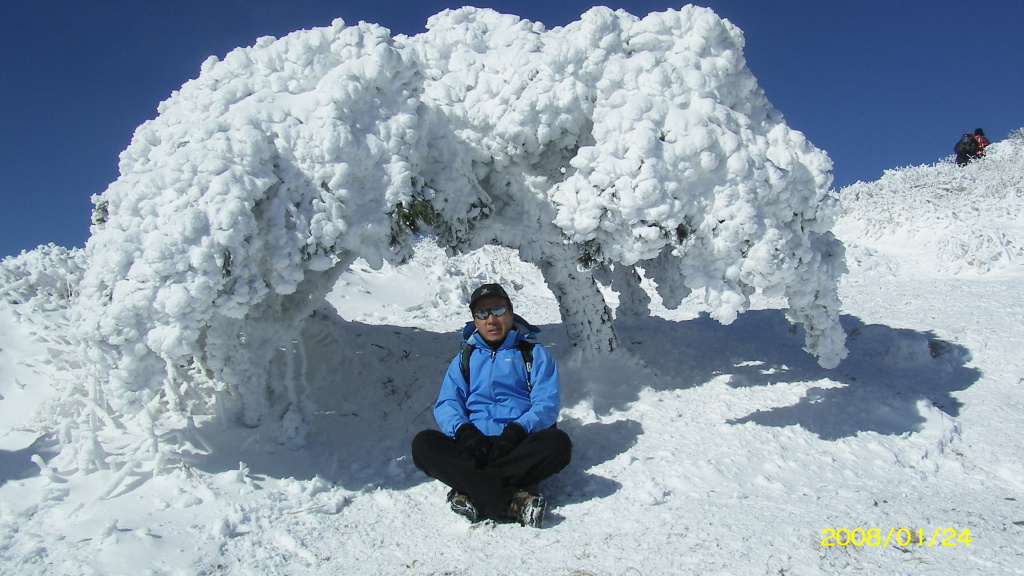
[{"xmin": 972, "ymin": 128, "xmax": 989, "ymax": 157}]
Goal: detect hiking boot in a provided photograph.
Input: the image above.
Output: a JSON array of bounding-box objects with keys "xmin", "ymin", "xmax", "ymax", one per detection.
[
  {"xmin": 506, "ymin": 490, "xmax": 546, "ymax": 528},
  {"xmin": 446, "ymin": 488, "xmax": 479, "ymax": 523}
]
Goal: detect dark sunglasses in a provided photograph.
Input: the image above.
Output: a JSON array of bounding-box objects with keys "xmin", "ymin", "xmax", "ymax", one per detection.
[{"xmin": 472, "ymin": 305, "xmax": 508, "ymax": 320}]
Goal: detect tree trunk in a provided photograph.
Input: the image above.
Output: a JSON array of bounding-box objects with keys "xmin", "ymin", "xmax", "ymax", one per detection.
[
  {"xmin": 605, "ymin": 264, "xmax": 652, "ymax": 319},
  {"xmin": 535, "ymin": 248, "xmax": 618, "ymax": 356}
]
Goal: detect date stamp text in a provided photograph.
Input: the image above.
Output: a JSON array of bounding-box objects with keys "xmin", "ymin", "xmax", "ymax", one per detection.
[{"xmin": 821, "ymin": 527, "xmax": 972, "ymax": 547}]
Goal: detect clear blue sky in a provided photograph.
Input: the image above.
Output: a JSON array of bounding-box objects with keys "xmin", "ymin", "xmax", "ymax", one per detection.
[{"xmin": 2, "ymin": 1, "xmax": 1021, "ymax": 258}]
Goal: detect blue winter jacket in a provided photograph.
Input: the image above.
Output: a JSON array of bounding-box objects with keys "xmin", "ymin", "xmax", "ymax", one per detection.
[{"xmin": 433, "ymin": 315, "xmax": 561, "ymax": 438}]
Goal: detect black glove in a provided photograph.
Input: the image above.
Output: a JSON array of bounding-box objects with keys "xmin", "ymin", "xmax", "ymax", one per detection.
[
  {"xmin": 455, "ymin": 423, "xmax": 491, "ymax": 467},
  {"xmin": 489, "ymin": 422, "xmax": 527, "ymax": 464}
]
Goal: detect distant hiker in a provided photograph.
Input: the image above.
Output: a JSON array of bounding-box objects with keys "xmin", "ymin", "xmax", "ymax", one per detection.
[
  {"xmin": 954, "ymin": 128, "xmax": 989, "ymax": 166},
  {"xmin": 411, "ymin": 283, "xmax": 571, "ymax": 528},
  {"xmin": 973, "ymin": 128, "xmax": 990, "ymax": 156}
]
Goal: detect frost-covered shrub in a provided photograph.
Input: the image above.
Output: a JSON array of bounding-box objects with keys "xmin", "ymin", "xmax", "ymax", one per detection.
[
  {"xmin": 0, "ymin": 245, "xmax": 87, "ymax": 434},
  {"xmin": 1, "ymin": 244, "xmax": 85, "ymax": 312},
  {"xmin": 838, "ymin": 136, "xmax": 1024, "ymax": 274},
  {"xmin": 58, "ymin": 6, "xmax": 847, "ymax": 475},
  {"xmin": 1, "ymin": 245, "xmax": 87, "ymax": 407},
  {"xmin": 0, "ymin": 244, "xmax": 86, "ymax": 350}
]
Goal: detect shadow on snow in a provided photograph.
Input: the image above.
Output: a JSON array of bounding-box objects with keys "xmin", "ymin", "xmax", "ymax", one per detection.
[
  {"xmin": 0, "ymin": 442, "xmax": 44, "ymax": 488},
  {"xmin": 576, "ymin": 310, "xmax": 979, "ymax": 441},
  {"xmin": 188, "ymin": 306, "xmax": 977, "ymax": 503}
]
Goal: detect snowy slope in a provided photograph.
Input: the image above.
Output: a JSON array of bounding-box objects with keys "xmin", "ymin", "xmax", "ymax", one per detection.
[
  {"xmin": 836, "ymin": 137, "xmax": 1024, "ymax": 276},
  {"xmin": 3, "ymin": 136, "xmax": 1024, "ymax": 574}
]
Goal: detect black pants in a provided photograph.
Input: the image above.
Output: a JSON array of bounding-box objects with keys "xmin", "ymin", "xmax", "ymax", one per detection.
[{"xmin": 411, "ymin": 427, "xmax": 572, "ymax": 520}]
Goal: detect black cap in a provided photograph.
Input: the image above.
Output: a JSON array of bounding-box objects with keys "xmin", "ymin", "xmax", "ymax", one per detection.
[
  {"xmin": 975, "ymin": 128, "xmax": 985, "ymax": 136},
  {"xmin": 469, "ymin": 283, "xmax": 512, "ymax": 310}
]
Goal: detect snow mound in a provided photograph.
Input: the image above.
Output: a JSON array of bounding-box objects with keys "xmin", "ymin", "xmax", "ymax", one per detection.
[{"xmin": 835, "ymin": 135, "xmax": 1024, "ymax": 275}]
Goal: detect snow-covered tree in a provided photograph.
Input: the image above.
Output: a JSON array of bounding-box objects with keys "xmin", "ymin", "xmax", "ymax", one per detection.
[{"xmin": 45, "ymin": 6, "xmax": 846, "ymax": 474}]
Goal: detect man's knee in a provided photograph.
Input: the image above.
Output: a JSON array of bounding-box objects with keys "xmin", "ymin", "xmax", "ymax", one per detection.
[
  {"xmin": 527, "ymin": 427, "xmax": 572, "ymax": 466},
  {"xmin": 412, "ymin": 429, "xmax": 442, "ymax": 448},
  {"xmin": 549, "ymin": 429, "xmax": 572, "ymax": 467},
  {"xmin": 411, "ymin": 429, "xmax": 449, "ymax": 466},
  {"xmin": 537, "ymin": 427, "xmax": 571, "ymax": 446}
]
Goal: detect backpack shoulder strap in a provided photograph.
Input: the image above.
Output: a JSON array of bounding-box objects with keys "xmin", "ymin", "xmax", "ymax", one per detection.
[
  {"xmin": 517, "ymin": 341, "xmax": 535, "ymax": 392},
  {"xmin": 459, "ymin": 344, "xmax": 473, "ymax": 384}
]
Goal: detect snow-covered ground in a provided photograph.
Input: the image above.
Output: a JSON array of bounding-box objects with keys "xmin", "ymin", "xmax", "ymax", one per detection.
[{"xmin": 2, "ymin": 138, "xmax": 1024, "ymax": 574}]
